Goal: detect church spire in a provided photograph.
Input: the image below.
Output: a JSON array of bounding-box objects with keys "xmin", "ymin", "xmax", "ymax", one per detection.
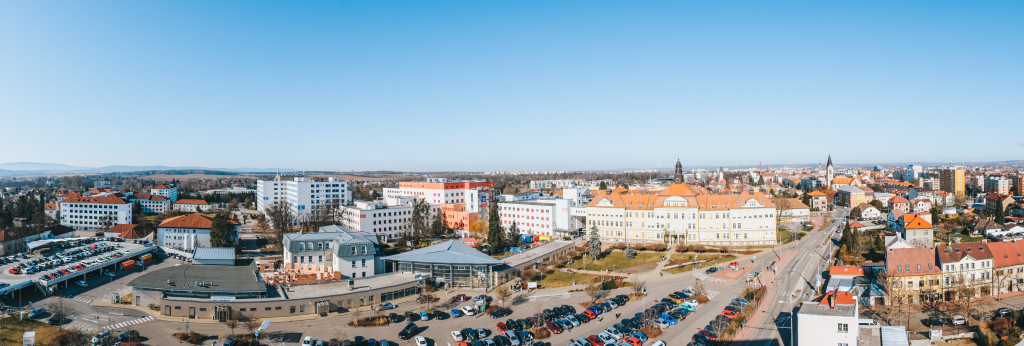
[
  {"xmin": 827, "ymin": 154, "xmax": 833, "ymax": 168},
  {"xmin": 674, "ymin": 159, "xmax": 683, "ymax": 184}
]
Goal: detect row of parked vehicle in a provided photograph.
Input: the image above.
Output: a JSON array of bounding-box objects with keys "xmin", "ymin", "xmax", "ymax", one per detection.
[
  {"xmin": 689, "ymin": 297, "xmax": 749, "ymax": 345},
  {"xmin": 38, "ymin": 245, "xmax": 127, "ymax": 281}
]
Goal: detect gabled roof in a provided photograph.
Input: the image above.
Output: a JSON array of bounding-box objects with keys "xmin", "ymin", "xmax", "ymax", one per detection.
[
  {"xmin": 856, "ymin": 203, "xmax": 877, "ymax": 212},
  {"xmin": 159, "ymin": 214, "xmax": 237, "ymax": 229},
  {"xmin": 817, "ymin": 291, "xmax": 856, "ymax": 306},
  {"xmin": 283, "ymin": 225, "xmax": 379, "ymax": 256},
  {"xmin": 62, "ymin": 195, "xmax": 127, "ymax": 205},
  {"xmin": 902, "ymin": 214, "xmax": 934, "ymax": 229},
  {"xmin": 175, "ymin": 199, "xmax": 209, "ymax": 205},
  {"xmin": 44, "ymin": 203, "xmax": 57, "ymax": 210},
  {"xmin": 384, "ymin": 240, "xmax": 502, "ymax": 265},
  {"xmin": 889, "ymin": 195, "xmax": 910, "ymax": 204},
  {"xmin": 807, "ymin": 191, "xmax": 827, "ymax": 197},
  {"xmin": 106, "ymin": 224, "xmax": 138, "ymax": 235},
  {"xmin": 886, "ymin": 247, "xmax": 940, "ymax": 277},
  {"xmin": 153, "ymin": 184, "xmax": 174, "ymax": 190},
  {"xmin": 829, "ymin": 265, "xmax": 864, "ymax": 277},
  {"xmin": 937, "ymin": 242, "xmax": 993, "ymax": 263},
  {"xmin": 988, "ymin": 240, "xmax": 1024, "ymax": 268},
  {"xmin": 193, "ymin": 247, "xmax": 235, "ymax": 262}
]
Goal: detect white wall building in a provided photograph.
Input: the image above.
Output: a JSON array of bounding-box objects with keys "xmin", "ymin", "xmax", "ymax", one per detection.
[
  {"xmin": 173, "ymin": 199, "xmax": 213, "ymax": 213},
  {"xmin": 796, "ymin": 292, "xmax": 859, "ymax": 346},
  {"xmin": 498, "ymin": 188, "xmax": 591, "ymax": 238},
  {"xmin": 157, "ymin": 214, "xmax": 238, "ymax": 251},
  {"xmin": 529, "ymin": 179, "xmax": 580, "ymax": 190},
  {"xmin": 151, "ymin": 184, "xmax": 178, "ymax": 203},
  {"xmin": 129, "ymin": 194, "xmax": 171, "ymax": 214},
  {"xmin": 59, "ymin": 195, "xmax": 132, "ymax": 231},
  {"xmin": 340, "ymin": 200, "xmax": 413, "ymax": 242},
  {"xmin": 256, "ymin": 176, "xmax": 352, "ymax": 217},
  {"xmin": 283, "ymin": 225, "xmax": 381, "ymax": 279}
]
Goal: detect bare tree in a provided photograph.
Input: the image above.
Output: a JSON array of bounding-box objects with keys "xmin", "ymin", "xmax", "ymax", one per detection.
[
  {"xmin": 585, "ymin": 283, "xmax": 609, "ymax": 303},
  {"xmin": 494, "ymin": 285, "xmax": 512, "ymax": 308},
  {"xmin": 98, "ymin": 214, "xmax": 116, "ymax": 231},
  {"xmin": 224, "ymin": 314, "xmax": 239, "ymax": 337},
  {"xmin": 299, "ymin": 199, "xmax": 340, "ymax": 232},
  {"xmin": 265, "ymin": 201, "xmax": 292, "ymax": 251},
  {"xmin": 243, "ymin": 315, "xmax": 262, "ymax": 337},
  {"xmin": 630, "ymin": 275, "xmax": 647, "ymax": 297},
  {"xmin": 48, "ymin": 297, "xmax": 74, "ymax": 331}
]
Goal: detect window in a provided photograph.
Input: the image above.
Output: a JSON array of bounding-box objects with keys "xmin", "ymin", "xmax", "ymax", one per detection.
[{"xmin": 838, "ymin": 323, "xmax": 849, "ymax": 333}]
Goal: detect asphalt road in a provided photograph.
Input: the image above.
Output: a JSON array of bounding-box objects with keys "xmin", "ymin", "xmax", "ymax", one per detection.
[{"xmin": 746, "ymin": 208, "xmax": 849, "ymax": 346}]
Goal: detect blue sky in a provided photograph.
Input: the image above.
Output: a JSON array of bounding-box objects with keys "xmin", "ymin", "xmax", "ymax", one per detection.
[{"xmin": 1, "ymin": 1, "xmax": 1021, "ymax": 171}]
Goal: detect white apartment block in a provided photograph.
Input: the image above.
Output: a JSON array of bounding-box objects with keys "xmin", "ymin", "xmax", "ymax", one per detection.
[
  {"xmin": 586, "ymin": 184, "xmax": 777, "ymax": 246},
  {"xmin": 529, "ymin": 179, "xmax": 580, "ymax": 190},
  {"xmin": 382, "ymin": 180, "xmax": 493, "ymax": 214},
  {"xmin": 151, "ymin": 184, "xmax": 178, "ymax": 203},
  {"xmin": 129, "ymin": 194, "xmax": 171, "ymax": 214},
  {"xmin": 340, "ymin": 200, "xmax": 413, "ymax": 242},
  {"xmin": 157, "ymin": 214, "xmax": 238, "ymax": 251},
  {"xmin": 797, "ymin": 292, "xmax": 859, "ymax": 346},
  {"xmin": 256, "ymin": 176, "xmax": 352, "ymax": 217},
  {"xmin": 59, "ymin": 195, "xmax": 132, "ymax": 231},
  {"xmin": 986, "ymin": 176, "xmax": 1011, "ymax": 195},
  {"xmin": 283, "ymin": 225, "xmax": 381, "ymax": 279},
  {"xmin": 173, "ymin": 199, "xmax": 213, "ymax": 212},
  {"xmin": 498, "ymin": 188, "xmax": 591, "ymax": 237}
]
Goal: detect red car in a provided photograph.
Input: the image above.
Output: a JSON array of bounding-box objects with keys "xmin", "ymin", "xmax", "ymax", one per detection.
[
  {"xmin": 546, "ymin": 321, "xmax": 563, "ymax": 334},
  {"xmin": 497, "ymin": 322, "xmax": 509, "ymax": 333},
  {"xmin": 586, "ymin": 335, "xmax": 604, "ymax": 346},
  {"xmin": 582, "ymin": 310, "xmax": 597, "ymax": 319},
  {"xmin": 699, "ymin": 329, "xmax": 719, "ymax": 340},
  {"xmin": 451, "ymin": 294, "xmax": 468, "ymax": 302},
  {"xmin": 623, "ymin": 337, "xmax": 642, "ymax": 346},
  {"xmin": 722, "ymin": 309, "xmax": 739, "ymax": 318}
]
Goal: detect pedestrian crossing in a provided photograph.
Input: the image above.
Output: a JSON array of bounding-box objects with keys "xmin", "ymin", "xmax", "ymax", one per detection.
[
  {"xmin": 66, "ymin": 320, "xmax": 98, "ymax": 333},
  {"xmin": 705, "ymin": 289, "xmax": 720, "ymax": 299},
  {"xmin": 693, "ymin": 272, "xmax": 709, "ymax": 280},
  {"xmin": 72, "ymin": 296, "xmax": 93, "ymax": 304},
  {"xmin": 104, "ymin": 316, "xmax": 154, "ymax": 330}
]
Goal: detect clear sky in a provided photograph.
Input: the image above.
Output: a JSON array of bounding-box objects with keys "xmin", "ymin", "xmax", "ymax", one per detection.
[{"xmin": 1, "ymin": 1, "xmax": 1021, "ymax": 171}]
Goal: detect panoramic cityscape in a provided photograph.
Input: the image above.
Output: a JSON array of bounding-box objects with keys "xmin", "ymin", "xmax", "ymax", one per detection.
[{"xmin": 2, "ymin": 1, "xmax": 1023, "ymax": 346}]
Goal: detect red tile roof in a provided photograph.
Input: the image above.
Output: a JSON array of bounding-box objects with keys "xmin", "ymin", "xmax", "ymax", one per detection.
[
  {"xmin": 902, "ymin": 214, "xmax": 934, "ymax": 229},
  {"xmin": 154, "ymin": 184, "xmax": 174, "ymax": 190},
  {"xmin": 175, "ymin": 199, "xmax": 208, "ymax": 205},
  {"xmin": 44, "ymin": 203, "xmax": 57, "ymax": 210},
  {"xmin": 937, "ymin": 242, "xmax": 994, "ymax": 263},
  {"xmin": 987, "ymin": 240, "xmax": 1024, "ymax": 268},
  {"xmin": 62, "ymin": 195, "xmax": 127, "ymax": 205},
  {"xmin": 158, "ymin": 214, "xmax": 237, "ymax": 229},
  {"xmin": 889, "ymin": 196, "xmax": 910, "ymax": 204},
  {"xmin": 818, "ymin": 291, "xmax": 857, "ymax": 306},
  {"xmin": 829, "ymin": 265, "xmax": 864, "ymax": 277},
  {"xmin": 886, "ymin": 247, "xmax": 940, "ymax": 277}
]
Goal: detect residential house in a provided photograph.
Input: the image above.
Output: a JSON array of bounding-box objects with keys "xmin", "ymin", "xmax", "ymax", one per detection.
[
  {"xmin": 987, "ymin": 240, "xmax": 1024, "ymax": 295},
  {"xmin": 986, "ymin": 193, "xmax": 1014, "ymax": 215},
  {"xmin": 44, "ymin": 203, "xmax": 58, "ymax": 220},
  {"xmin": 808, "ymin": 191, "xmax": 828, "ymax": 211},
  {"xmin": 894, "ymin": 214, "xmax": 934, "ymax": 248},
  {"xmin": 911, "ymin": 199, "xmax": 933, "ymax": 213},
  {"xmin": 873, "ymin": 192, "xmax": 893, "ymax": 207},
  {"xmin": 937, "ymin": 242, "xmax": 994, "ymax": 299},
  {"xmin": 889, "ymin": 196, "xmax": 911, "ymax": 213},
  {"xmin": 887, "ymin": 210, "xmax": 907, "ymax": 230},
  {"xmin": 908, "ymin": 188, "xmax": 935, "ymax": 202},
  {"xmin": 885, "ymin": 247, "xmax": 942, "ymax": 304},
  {"xmin": 856, "ymin": 203, "xmax": 881, "ymax": 220},
  {"xmin": 973, "ymin": 218, "xmax": 1005, "ymax": 236}
]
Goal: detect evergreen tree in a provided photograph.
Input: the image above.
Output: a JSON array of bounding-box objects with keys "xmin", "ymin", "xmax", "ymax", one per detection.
[
  {"xmin": 487, "ymin": 200, "xmax": 505, "ymax": 254},
  {"xmin": 996, "ymin": 201, "xmax": 1007, "ymax": 224},
  {"xmin": 209, "ymin": 213, "xmax": 236, "ymax": 247},
  {"xmin": 430, "ymin": 208, "xmax": 445, "ymax": 238},
  {"xmin": 509, "ymin": 222, "xmax": 523, "ymax": 250},
  {"xmin": 599, "ymin": 181, "xmax": 608, "ymax": 190},
  {"xmin": 588, "ymin": 225, "xmax": 602, "ymax": 259},
  {"xmin": 624, "ymin": 244, "xmax": 637, "ymax": 259}
]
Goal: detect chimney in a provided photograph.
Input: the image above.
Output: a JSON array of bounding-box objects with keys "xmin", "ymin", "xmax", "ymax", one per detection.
[{"xmin": 828, "ymin": 292, "xmax": 836, "ymax": 309}]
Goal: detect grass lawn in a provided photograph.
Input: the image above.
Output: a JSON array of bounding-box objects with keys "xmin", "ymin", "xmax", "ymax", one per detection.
[
  {"xmin": 665, "ymin": 255, "xmax": 737, "ymax": 274},
  {"xmin": 568, "ymin": 251, "xmax": 661, "ymax": 272},
  {"xmin": 671, "ymin": 253, "xmax": 696, "ymax": 261},
  {"xmin": 0, "ymin": 317, "xmax": 61, "ymax": 344},
  {"xmin": 952, "ymin": 232, "xmax": 986, "ymax": 243},
  {"xmin": 537, "ymin": 271, "xmax": 598, "ymax": 288}
]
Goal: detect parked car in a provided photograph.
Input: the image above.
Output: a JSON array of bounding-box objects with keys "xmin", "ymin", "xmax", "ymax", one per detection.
[
  {"xmin": 399, "ymin": 323, "xmax": 419, "ymax": 340},
  {"xmin": 452, "ymin": 294, "xmax": 468, "ymax": 302},
  {"xmin": 491, "ymin": 308, "xmax": 513, "ymax": 318},
  {"xmin": 462, "ymin": 306, "xmax": 476, "ymax": 316},
  {"xmin": 378, "ymin": 302, "xmax": 398, "ymax": 310},
  {"xmin": 91, "ymin": 330, "xmax": 111, "ymax": 344},
  {"xmin": 451, "ymin": 308, "xmax": 464, "ymax": 318},
  {"xmin": 28, "ymin": 308, "xmax": 46, "ymax": 319},
  {"xmin": 953, "ymin": 315, "xmax": 967, "ymax": 325}
]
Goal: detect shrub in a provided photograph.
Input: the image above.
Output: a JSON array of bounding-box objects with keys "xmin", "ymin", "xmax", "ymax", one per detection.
[
  {"xmin": 600, "ymin": 279, "xmax": 619, "ymax": 290},
  {"xmin": 648, "ymin": 243, "xmax": 667, "ymax": 252},
  {"xmin": 531, "ymin": 326, "xmax": 551, "ymax": 339},
  {"xmin": 174, "ymin": 331, "xmax": 206, "ymax": 344},
  {"xmin": 522, "ymin": 269, "xmax": 540, "ymax": 281},
  {"xmin": 640, "ymin": 326, "xmax": 663, "ymax": 338},
  {"xmin": 675, "ymin": 244, "xmax": 692, "ymax": 253},
  {"xmin": 610, "ymin": 242, "xmax": 627, "ymax": 250},
  {"xmin": 347, "ymin": 315, "xmax": 389, "ymax": 327},
  {"xmin": 692, "ymin": 294, "xmax": 710, "ymax": 304}
]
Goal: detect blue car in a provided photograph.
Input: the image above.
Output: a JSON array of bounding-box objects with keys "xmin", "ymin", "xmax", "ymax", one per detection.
[
  {"xmin": 420, "ymin": 311, "xmax": 431, "ymax": 321},
  {"xmin": 631, "ymin": 332, "xmax": 648, "ymax": 342},
  {"xmin": 451, "ymin": 308, "xmax": 463, "ymax": 318},
  {"xmin": 587, "ymin": 306, "xmax": 602, "ymax": 316},
  {"xmin": 660, "ymin": 313, "xmax": 678, "ymax": 325}
]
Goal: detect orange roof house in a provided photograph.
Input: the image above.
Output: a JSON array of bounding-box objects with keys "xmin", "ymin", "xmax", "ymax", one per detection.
[
  {"xmin": 158, "ymin": 214, "xmax": 237, "ymax": 229},
  {"xmin": 829, "ymin": 265, "xmax": 864, "ymax": 278},
  {"xmin": 175, "ymin": 199, "xmax": 208, "ymax": 205}
]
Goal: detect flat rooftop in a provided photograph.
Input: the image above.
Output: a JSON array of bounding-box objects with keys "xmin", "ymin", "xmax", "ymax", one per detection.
[
  {"xmin": 798, "ymin": 302, "xmax": 857, "ymax": 317},
  {"xmin": 129, "ymin": 259, "xmax": 266, "ymax": 295},
  {"xmin": 284, "ymin": 272, "xmax": 418, "ymax": 300},
  {"xmin": 500, "ymin": 240, "xmax": 574, "ymax": 268},
  {"xmin": 0, "ymin": 241, "xmax": 153, "ymax": 287}
]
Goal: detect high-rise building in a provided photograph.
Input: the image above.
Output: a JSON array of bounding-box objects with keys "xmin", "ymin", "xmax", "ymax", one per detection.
[
  {"xmin": 1015, "ymin": 175, "xmax": 1024, "ymax": 196},
  {"xmin": 939, "ymin": 168, "xmax": 966, "ymax": 198},
  {"xmin": 382, "ymin": 179, "xmax": 495, "ymax": 232},
  {"xmin": 256, "ymin": 176, "xmax": 352, "ymax": 217},
  {"xmin": 985, "ymin": 176, "xmax": 1011, "ymax": 195}
]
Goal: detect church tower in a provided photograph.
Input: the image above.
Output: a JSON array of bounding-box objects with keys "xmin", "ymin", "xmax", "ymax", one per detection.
[
  {"xmin": 674, "ymin": 159, "xmax": 683, "ymax": 184},
  {"xmin": 826, "ymin": 154, "xmax": 835, "ymax": 188}
]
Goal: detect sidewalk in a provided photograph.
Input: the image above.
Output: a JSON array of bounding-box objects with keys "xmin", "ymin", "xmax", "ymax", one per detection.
[{"xmin": 728, "ymin": 244, "xmax": 801, "ymax": 345}]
